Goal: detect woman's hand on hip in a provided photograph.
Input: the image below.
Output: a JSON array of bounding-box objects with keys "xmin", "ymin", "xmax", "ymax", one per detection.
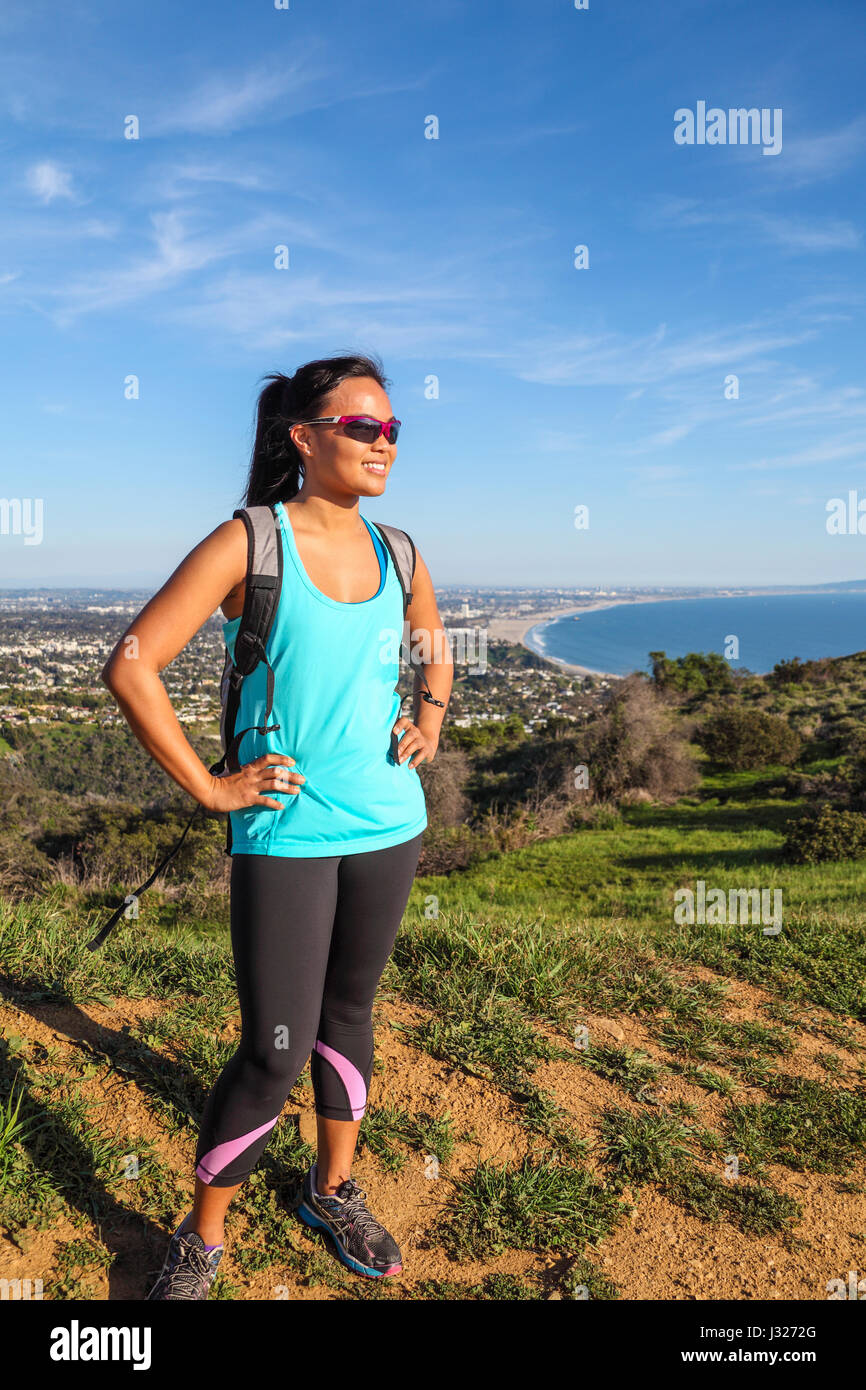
[
  {"xmin": 204, "ymin": 753, "xmax": 305, "ymax": 812},
  {"xmin": 391, "ymin": 719, "xmax": 437, "ymax": 770}
]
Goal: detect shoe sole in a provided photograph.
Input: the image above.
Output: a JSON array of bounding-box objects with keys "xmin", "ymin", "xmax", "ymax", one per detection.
[{"xmin": 296, "ymin": 1200, "xmax": 402, "ymax": 1278}]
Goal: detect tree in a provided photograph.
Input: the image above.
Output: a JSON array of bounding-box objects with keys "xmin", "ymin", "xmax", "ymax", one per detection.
[{"xmin": 649, "ymin": 650, "xmax": 735, "ymax": 696}]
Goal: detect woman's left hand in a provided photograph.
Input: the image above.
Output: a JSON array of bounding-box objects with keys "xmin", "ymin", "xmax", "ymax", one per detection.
[{"xmin": 391, "ymin": 718, "xmax": 437, "ymax": 769}]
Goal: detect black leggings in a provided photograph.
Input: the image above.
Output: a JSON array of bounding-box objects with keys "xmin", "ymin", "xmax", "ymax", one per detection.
[{"xmin": 194, "ymin": 832, "xmax": 423, "ymax": 1187}]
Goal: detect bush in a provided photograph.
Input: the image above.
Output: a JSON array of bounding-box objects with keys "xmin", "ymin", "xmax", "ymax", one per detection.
[
  {"xmin": 648, "ymin": 650, "xmax": 736, "ymax": 696},
  {"xmin": 416, "ymin": 745, "xmax": 472, "ymax": 826},
  {"xmin": 782, "ymin": 804, "xmax": 866, "ymax": 864},
  {"xmin": 766, "ymin": 654, "xmax": 837, "ymax": 689},
  {"xmin": 444, "ymin": 715, "xmax": 526, "ymax": 752},
  {"xmin": 768, "ymin": 656, "xmax": 809, "ymax": 686},
  {"xmin": 579, "ymin": 674, "xmax": 700, "ymax": 803},
  {"xmin": 697, "ymin": 705, "xmax": 801, "ymax": 771},
  {"xmin": 565, "ymin": 801, "xmax": 624, "ymax": 830}
]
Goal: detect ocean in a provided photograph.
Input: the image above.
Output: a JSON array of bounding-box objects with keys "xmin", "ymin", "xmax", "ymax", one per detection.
[{"xmin": 524, "ymin": 591, "xmax": 866, "ymax": 678}]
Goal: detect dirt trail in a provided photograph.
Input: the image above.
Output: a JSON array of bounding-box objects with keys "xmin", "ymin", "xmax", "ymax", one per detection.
[{"xmin": 1, "ymin": 977, "xmax": 864, "ymax": 1301}]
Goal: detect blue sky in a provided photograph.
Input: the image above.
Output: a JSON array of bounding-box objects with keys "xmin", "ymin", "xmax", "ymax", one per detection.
[{"xmin": 0, "ymin": 0, "xmax": 864, "ymax": 589}]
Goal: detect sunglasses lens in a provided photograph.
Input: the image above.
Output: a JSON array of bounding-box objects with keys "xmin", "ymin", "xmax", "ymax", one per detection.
[
  {"xmin": 345, "ymin": 419, "xmax": 380, "ymax": 442},
  {"xmin": 344, "ymin": 418, "xmax": 400, "ymax": 444}
]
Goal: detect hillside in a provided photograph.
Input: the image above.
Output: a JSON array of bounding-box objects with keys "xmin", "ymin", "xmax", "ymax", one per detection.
[{"xmin": 1, "ymin": 651, "xmax": 865, "ymax": 1300}]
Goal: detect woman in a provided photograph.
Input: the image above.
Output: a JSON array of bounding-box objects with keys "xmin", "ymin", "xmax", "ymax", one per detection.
[{"xmin": 100, "ymin": 353, "xmax": 452, "ymax": 1299}]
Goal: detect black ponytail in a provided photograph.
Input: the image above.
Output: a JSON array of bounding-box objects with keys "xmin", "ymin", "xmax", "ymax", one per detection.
[{"xmin": 241, "ymin": 353, "xmax": 390, "ymax": 509}]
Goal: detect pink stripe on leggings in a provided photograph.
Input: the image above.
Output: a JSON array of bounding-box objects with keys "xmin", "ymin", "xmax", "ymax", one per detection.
[
  {"xmin": 196, "ymin": 1115, "xmax": 280, "ymax": 1184},
  {"xmin": 314, "ymin": 1040, "xmax": 367, "ymax": 1118}
]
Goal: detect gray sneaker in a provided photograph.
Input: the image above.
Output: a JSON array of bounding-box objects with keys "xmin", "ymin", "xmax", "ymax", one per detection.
[
  {"xmin": 146, "ymin": 1223, "xmax": 224, "ymax": 1300},
  {"xmin": 296, "ymin": 1164, "xmax": 402, "ymax": 1277}
]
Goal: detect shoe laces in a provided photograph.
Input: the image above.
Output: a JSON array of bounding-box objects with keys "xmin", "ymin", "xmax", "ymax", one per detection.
[
  {"xmin": 322, "ymin": 1179, "xmax": 387, "ymax": 1242},
  {"xmin": 161, "ymin": 1234, "xmax": 217, "ymax": 1297}
]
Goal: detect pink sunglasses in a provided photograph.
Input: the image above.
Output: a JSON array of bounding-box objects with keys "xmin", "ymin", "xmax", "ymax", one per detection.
[{"xmin": 295, "ymin": 415, "xmax": 401, "ymax": 444}]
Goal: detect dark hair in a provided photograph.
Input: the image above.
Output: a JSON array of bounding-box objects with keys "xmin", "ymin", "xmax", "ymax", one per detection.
[{"xmin": 241, "ymin": 352, "xmax": 391, "ymax": 508}]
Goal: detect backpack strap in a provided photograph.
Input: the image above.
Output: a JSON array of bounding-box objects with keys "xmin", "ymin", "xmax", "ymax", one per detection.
[
  {"xmin": 372, "ymin": 522, "xmax": 445, "ymax": 708},
  {"xmin": 85, "ymin": 808, "xmax": 203, "ymax": 951},
  {"xmin": 213, "ymin": 505, "xmax": 283, "ymax": 856},
  {"xmin": 86, "ymin": 505, "xmax": 283, "ymax": 949},
  {"xmin": 373, "ymin": 522, "xmax": 416, "ymax": 614},
  {"xmin": 215, "ymin": 506, "xmax": 283, "ymax": 781}
]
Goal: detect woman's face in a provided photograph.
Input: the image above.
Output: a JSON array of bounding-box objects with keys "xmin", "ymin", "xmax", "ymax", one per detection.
[{"xmin": 290, "ymin": 376, "xmax": 398, "ymax": 500}]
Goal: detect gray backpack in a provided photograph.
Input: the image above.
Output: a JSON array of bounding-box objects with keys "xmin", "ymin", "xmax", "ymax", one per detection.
[{"xmin": 87, "ymin": 503, "xmax": 440, "ymax": 950}]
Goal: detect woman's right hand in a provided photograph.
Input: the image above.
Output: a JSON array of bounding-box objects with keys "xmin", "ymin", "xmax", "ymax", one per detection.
[{"xmin": 204, "ymin": 753, "xmax": 305, "ymax": 813}]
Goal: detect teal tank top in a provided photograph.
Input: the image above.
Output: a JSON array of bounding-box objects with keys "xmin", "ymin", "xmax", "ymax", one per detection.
[{"xmin": 221, "ymin": 499, "xmax": 428, "ymax": 857}]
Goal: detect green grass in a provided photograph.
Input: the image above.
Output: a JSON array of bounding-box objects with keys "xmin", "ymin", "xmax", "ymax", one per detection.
[
  {"xmin": 407, "ymin": 766, "xmax": 866, "ymax": 1025},
  {"xmin": 407, "ymin": 988, "xmax": 557, "ymax": 1085},
  {"xmin": 434, "ymin": 1155, "xmax": 629, "ymax": 1260},
  {"xmin": 597, "ymin": 1104, "xmax": 696, "ymax": 1185},
  {"xmin": 597, "ymin": 1104, "xmax": 802, "ymax": 1236},
  {"xmin": 2, "ymin": 754, "xmax": 866, "ymax": 1297},
  {"xmin": 664, "ymin": 1166, "xmax": 802, "ymax": 1237},
  {"xmin": 725, "ymin": 1073, "xmax": 866, "ymax": 1176},
  {"xmin": 356, "ymin": 1103, "xmax": 457, "ymax": 1173},
  {"xmin": 572, "ymin": 1043, "xmax": 669, "ymax": 1101}
]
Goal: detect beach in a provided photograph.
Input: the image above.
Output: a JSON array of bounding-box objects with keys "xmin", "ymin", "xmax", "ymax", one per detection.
[
  {"xmin": 486, "ymin": 595, "xmax": 671, "ymax": 679},
  {"xmin": 487, "ymin": 586, "xmax": 866, "ymax": 681}
]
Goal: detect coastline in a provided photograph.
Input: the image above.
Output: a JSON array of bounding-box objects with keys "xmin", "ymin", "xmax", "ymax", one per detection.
[
  {"xmin": 522, "ymin": 600, "xmax": 626, "ymax": 678},
  {"xmin": 489, "ymin": 586, "xmax": 866, "ymax": 681},
  {"xmin": 486, "ymin": 595, "xmax": 677, "ymax": 679}
]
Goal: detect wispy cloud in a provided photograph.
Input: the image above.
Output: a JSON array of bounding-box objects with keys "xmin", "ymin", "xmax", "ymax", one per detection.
[
  {"xmin": 753, "ymin": 213, "xmax": 861, "ymax": 252},
  {"xmin": 38, "ymin": 209, "xmax": 273, "ymax": 321},
  {"xmin": 147, "ymin": 55, "xmax": 431, "ymax": 137},
  {"xmin": 534, "ymin": 428, "xmax": 589, "ymax": 453},
  {"xmin": 768, "ymin": 116, "xmax": 866, "ymax": 187},
  {"xmin": 162, "ymin": 267, "xmax": 480, "ymax": 355},
  {"xmin": 643, "ymin": 194, "xmax": 861, "ymax": 253},
  {"xmin": 736, "ymin": 384, "xmax": 866, "ymax": 428},
  {"xmin": 508, "ymin": 321, "xmax": 813, "ymax": 388},
  {"xmin": 629, "ymin": 462, "xmax": 689, "ymax": 481},
  {"xmin": 152, "ymin": 161, "xmax": 272, "ymax": 200},
  {"xmin": 25, "ymin": 161, "xmax": 77, "ymax": 203},
  {"xmin": 468, "ymin": 121, "xmax": 586, "ymax": 150},
  {"xmin": 148, "ymin": 61, "xmax": 329, "ymax": 136},
  {"xmin": 616, "ymin": 357, "xmax": 866, "ymax": 457},
  {"xmin": 639, "ymin": 422, "xmax": 698, "ymax": 448},
  {"xmin": 731, "ymin": 434, "xmax": 866, "ymax": 471}
]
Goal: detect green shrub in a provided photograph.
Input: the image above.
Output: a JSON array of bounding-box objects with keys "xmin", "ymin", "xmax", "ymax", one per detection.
[
  {"xmin": 782, "ymin": 805, "xmax": 866, "ymax": 864},
  {"xmin": 648, "ymin": 650, "xmax": 735, "ymax": 696},
  {"xmin": 768, "ymin": 657, "xmax": 809, "ymax": 687},
  {"xmin": 697, "ymin": 705, "xmax": 801, "ymax": 771},
  {"xmin": 767, "ymin": 655, "xmax": 838, "ymax": 689}
]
